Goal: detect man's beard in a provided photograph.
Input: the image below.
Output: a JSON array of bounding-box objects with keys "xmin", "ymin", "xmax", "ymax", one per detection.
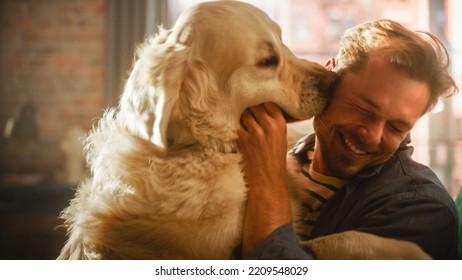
[{"xmin": 317, "ymin": 141, "xmax": 365, "ymax": 179}]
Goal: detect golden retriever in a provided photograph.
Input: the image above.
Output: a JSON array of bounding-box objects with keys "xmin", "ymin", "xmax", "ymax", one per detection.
[{"xmin": 58, "ymin": 1, "xmax": 430, "ymax": 260}]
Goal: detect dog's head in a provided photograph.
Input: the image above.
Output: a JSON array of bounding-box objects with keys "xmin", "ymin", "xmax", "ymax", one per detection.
[{"xmin": 118, "ymin": 1, "xmax": 336, "ymax": 155}]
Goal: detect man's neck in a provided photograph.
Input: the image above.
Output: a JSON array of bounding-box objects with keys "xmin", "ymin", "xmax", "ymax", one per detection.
[{"xmin": 310, "ymin": 138, "xmax": 327, "ymax": 176}]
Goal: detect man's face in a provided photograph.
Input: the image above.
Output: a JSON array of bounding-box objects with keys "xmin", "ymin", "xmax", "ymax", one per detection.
[{"xmin": 312, "ymin": 57, "xmax": 430, "ymax": 179}]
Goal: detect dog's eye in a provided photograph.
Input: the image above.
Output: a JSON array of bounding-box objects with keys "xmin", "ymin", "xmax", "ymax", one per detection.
[{"xmin": 258, "ymin": 55, "xmax": 279, "ymax": 68}]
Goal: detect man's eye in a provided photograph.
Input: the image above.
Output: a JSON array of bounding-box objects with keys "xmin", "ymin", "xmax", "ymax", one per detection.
[
  {"xmin": 356, "ymin": 105, "xmax": 372, "ymax": 115},
  {"xmin": 388, "ymin": 123, "xmax": 404, "ymax": 134}
]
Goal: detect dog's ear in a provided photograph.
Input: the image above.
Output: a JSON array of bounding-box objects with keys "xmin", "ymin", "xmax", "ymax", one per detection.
[
  {"xmin": 119, "ymin": 25, "xmax": 219, "ymax": 155},
  {"xmin": 176, "ymin": 58, "xmax": 218, "ymax": 118},
  {"xmin": 118, "ymin": 29, "xmax": 185, "ymax": 156}
]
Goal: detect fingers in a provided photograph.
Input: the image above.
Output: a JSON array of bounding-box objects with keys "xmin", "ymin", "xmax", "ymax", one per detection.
[
  {"xmin": 262, "ymin": 102, "xmax": 285, "ymax": 121},
  {"xmin": 239, "ymin": 108, "xmax": 258, "ymax": 132},
  {"xmin": 240, "ymin": 102, "xmax": 285, "ymax": 132}
]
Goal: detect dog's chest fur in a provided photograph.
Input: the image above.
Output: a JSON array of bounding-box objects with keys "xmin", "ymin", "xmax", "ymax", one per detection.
[{"xmin": 65, "ymin": 127, "xmax": 248, "ymax": 259}]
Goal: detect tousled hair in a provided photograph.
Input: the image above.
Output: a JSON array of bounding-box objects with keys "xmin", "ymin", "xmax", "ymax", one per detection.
[{"xmin": 333, "ymin": 19, "xmax": 458, "ymax": 114}]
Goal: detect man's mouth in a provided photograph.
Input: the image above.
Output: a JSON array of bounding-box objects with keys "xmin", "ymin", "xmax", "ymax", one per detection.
[{"xmin": 343, "ymin": 136, "xmax": 367, "ymax": 155}]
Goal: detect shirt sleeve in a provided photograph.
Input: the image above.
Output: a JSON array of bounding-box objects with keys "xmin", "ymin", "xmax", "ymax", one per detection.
[
  {"xmin": 245, "ymin": 223, "xmax": 315, "ymax": 260},
  {"xmin": 353, "ymin": 191, "xmax": 459, "ymax": 259}
]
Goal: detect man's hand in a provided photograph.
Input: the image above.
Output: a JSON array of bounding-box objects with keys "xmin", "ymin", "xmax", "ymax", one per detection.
[{"xmin": 237, "ymin": 102, "xmax": 292, "ymax": 258}]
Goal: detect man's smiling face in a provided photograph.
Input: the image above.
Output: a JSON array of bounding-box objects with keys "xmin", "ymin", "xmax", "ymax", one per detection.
[{"xmin": 312, "ymin": 56, "xmax": 430, "ymax": 179}]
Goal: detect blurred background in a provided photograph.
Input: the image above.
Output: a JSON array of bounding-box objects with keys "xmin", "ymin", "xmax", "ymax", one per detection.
[{"xmin": 1, "ymin": 0, "xmax": 461, "ymax": 259}]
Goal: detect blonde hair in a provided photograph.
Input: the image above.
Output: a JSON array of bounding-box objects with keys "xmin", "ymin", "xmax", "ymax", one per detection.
[{"xmin": 333, "ymin": 19, "xmax": 458, "ymax": 114}]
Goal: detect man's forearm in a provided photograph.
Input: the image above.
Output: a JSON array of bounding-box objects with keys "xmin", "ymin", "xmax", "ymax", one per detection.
[{"xmin": 242, "ymin": 184, "xmax": 292, "ymax": 258}]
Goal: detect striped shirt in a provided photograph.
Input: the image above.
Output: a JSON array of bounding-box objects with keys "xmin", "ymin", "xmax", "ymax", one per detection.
[{"xmin": 289, "ymin": 143, "xmax": 345, "ymax": 241}]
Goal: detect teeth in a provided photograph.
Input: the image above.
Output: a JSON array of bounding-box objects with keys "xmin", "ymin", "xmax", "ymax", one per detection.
[{"xmin": 344, "ymin": 137, "xmax": 367, "ymax": 155}]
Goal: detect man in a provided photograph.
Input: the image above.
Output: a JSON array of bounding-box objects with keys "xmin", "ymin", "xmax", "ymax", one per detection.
[{"xmin": 237, "ymin": 19, "xmax": 459, "ymax": 259}]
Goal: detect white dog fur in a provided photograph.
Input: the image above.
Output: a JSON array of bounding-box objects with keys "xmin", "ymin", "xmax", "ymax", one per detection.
[{"xmin": 58, "ymin": 1, "xmax": 430, "ymax": 260}]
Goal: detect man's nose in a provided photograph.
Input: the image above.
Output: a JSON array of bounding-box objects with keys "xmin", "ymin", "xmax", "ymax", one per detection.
[{"xmin": 357, "ymin": 120, "xmax": 384, "ymax": 146}]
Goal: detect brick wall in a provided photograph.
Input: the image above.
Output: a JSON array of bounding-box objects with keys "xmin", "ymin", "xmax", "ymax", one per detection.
[{"xmin": 0, "ymin": 0, "xmax": 107, "ymax": 182}]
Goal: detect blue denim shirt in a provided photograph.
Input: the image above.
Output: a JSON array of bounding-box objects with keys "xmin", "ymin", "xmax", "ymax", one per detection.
[
  {"xmin": 245, "ymin": 134, "xmax": 458, "ymax": 260},
  {"xmin": 236, "ymin": 224, "xmax": 314, "ymax": 260}
]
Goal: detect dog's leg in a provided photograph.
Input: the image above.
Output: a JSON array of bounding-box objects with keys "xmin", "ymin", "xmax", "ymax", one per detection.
[{"xmin": 302, "ymin": 230, "xmax": 431, "ymax": 260}]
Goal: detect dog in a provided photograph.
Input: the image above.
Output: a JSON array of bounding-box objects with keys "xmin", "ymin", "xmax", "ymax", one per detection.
[{"xmin": 58, "ymin": 1, "xmax": 430, "ymax": 260}]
